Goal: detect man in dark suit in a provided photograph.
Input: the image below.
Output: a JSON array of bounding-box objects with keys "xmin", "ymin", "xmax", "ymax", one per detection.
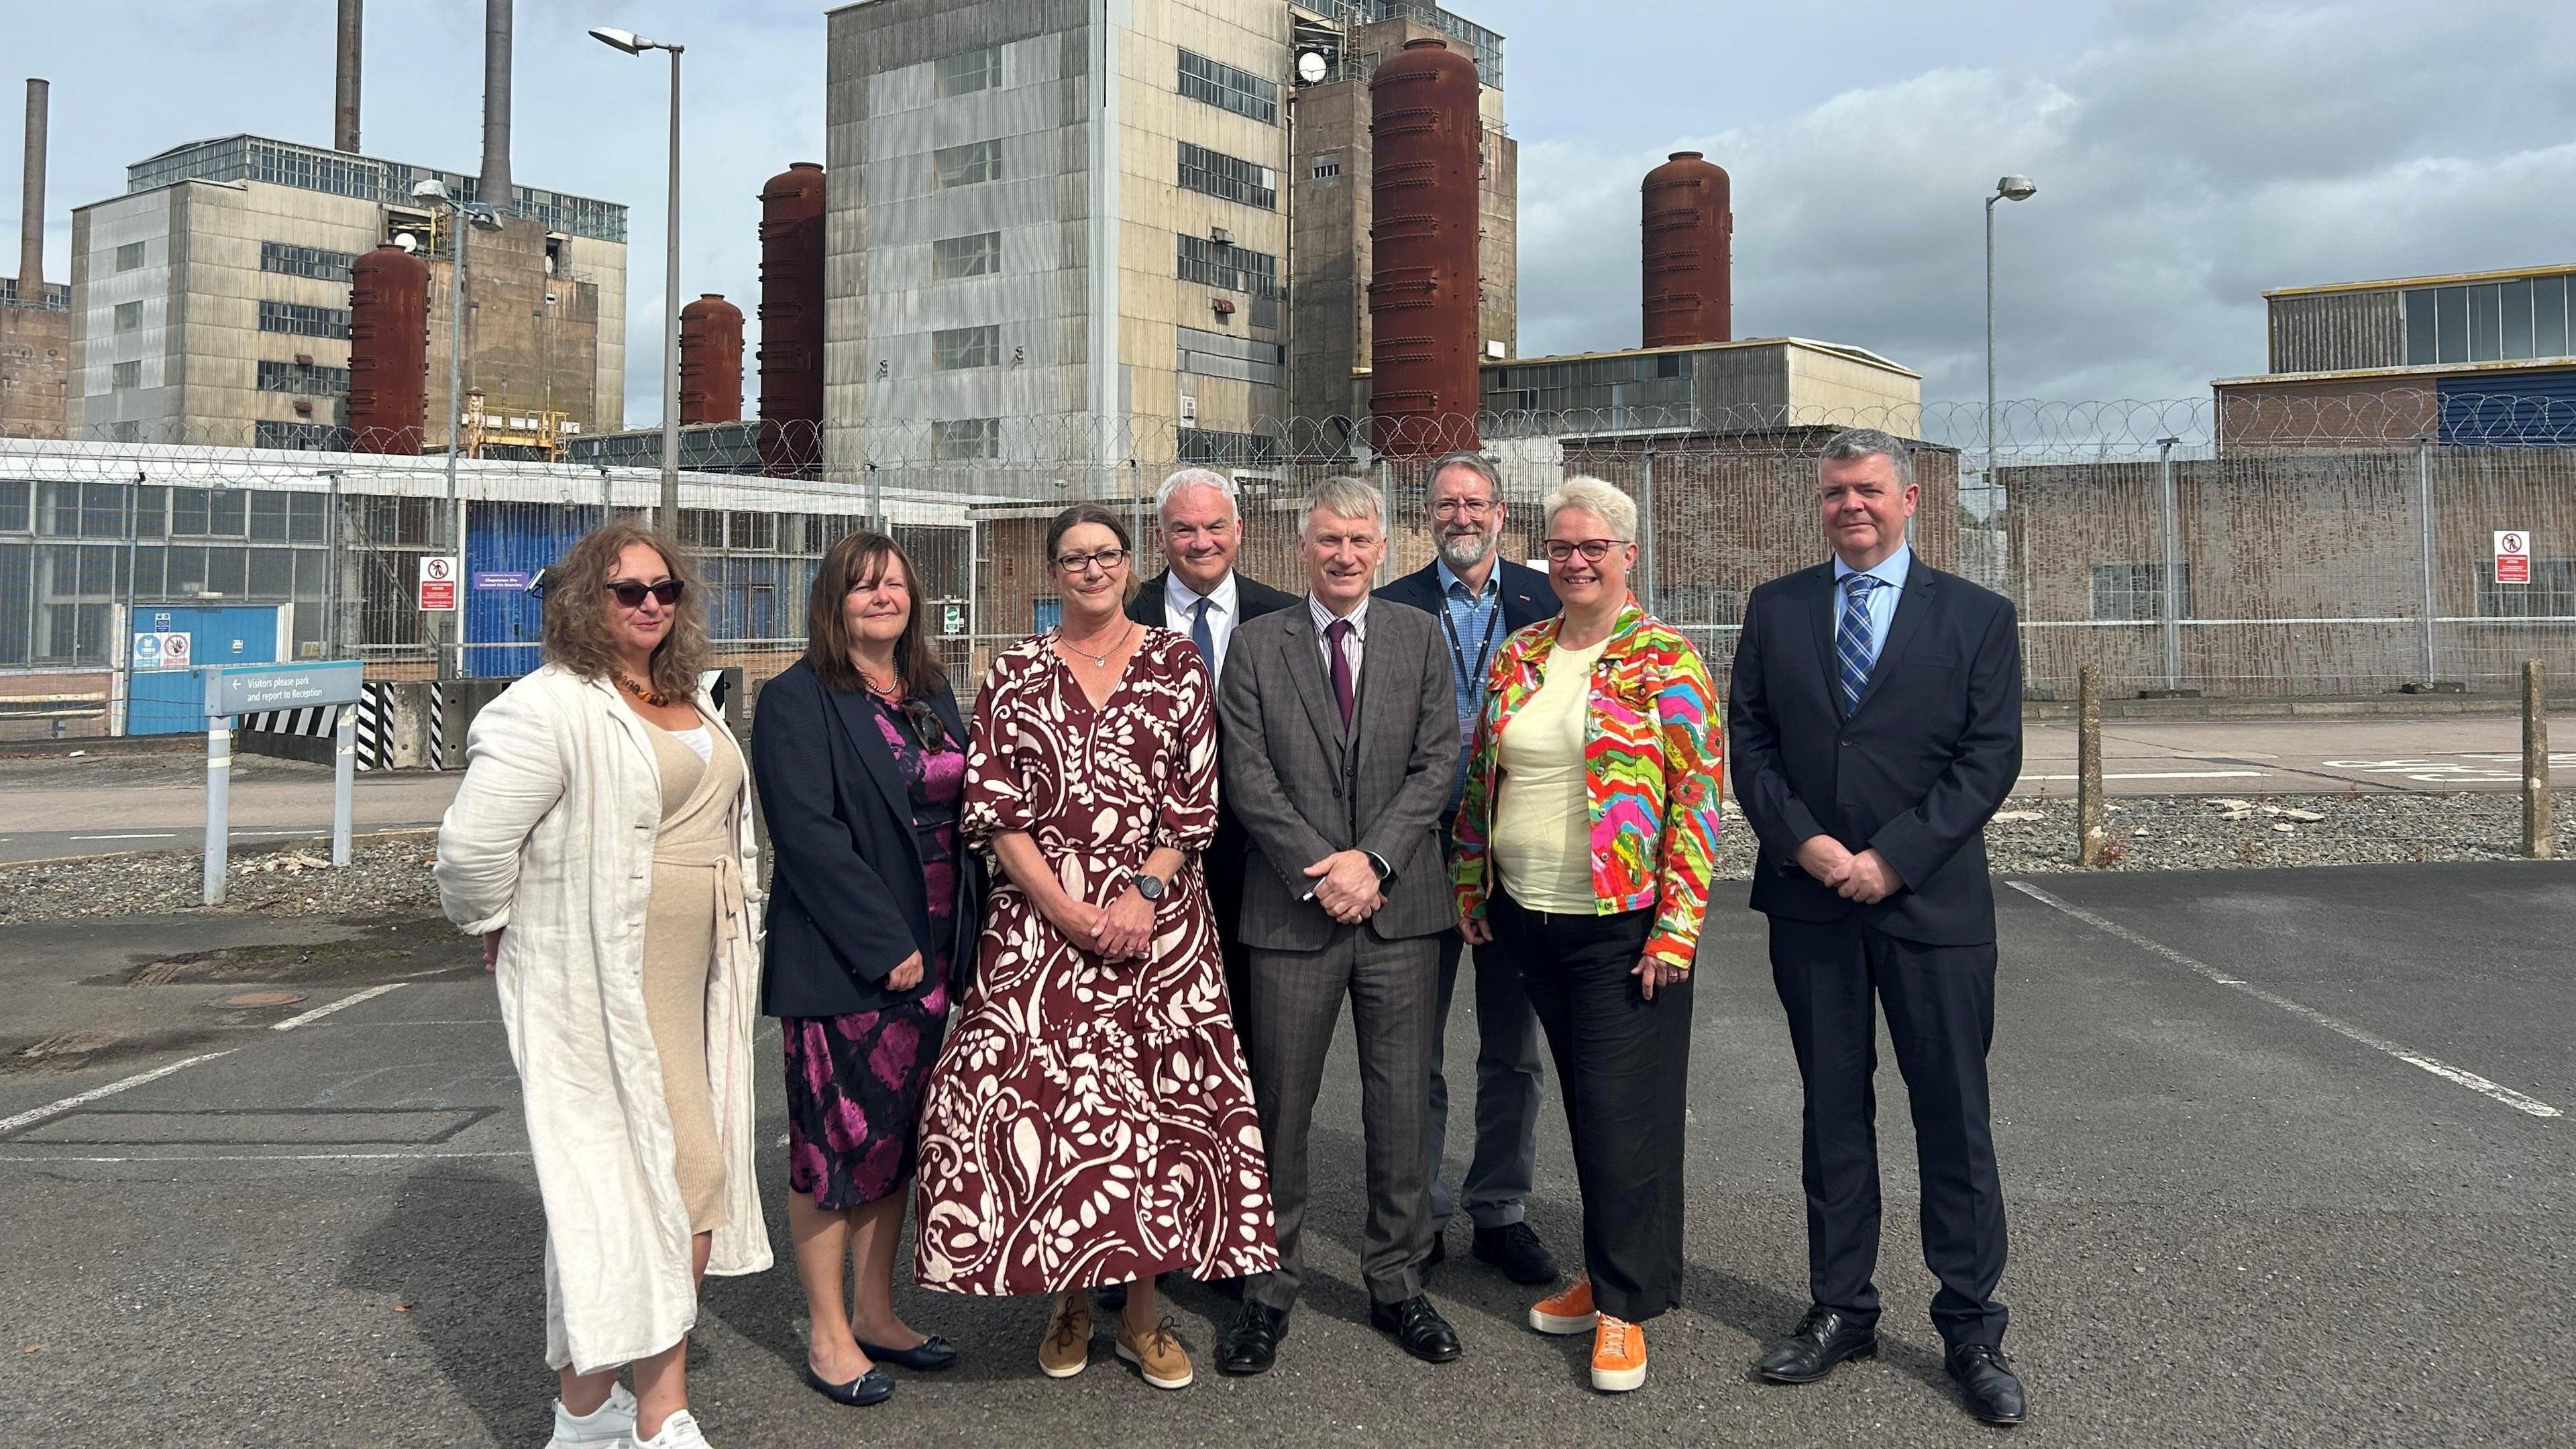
[
  {"xmin": 1727, "ymin": 427, "xmax": 2029, "ymax": 1426},
  {"xmin": 1374, "ymin": 450, "xmax": 1562, "ymax": 1287},
  {"xmin": 1211, "ymin": 476, "xmax": 1464, "ymax": 1376},
  {"xmin": 1127, "ymin": 467, "xmax": 1297, "ymax": 1021}
]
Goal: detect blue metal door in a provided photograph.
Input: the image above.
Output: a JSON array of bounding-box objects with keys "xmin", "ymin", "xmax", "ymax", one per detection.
[
  {"xmin": 129, "ymin": 606, "xmax": 282, "ymax": 735},
  {"xmin": 468, "ymin": 502, "xmax": 603, "ymax": 678}
]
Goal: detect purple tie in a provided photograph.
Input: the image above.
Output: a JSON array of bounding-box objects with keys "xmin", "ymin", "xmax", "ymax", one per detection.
[{"xmin": 1325, "ymin": 617, "xmax": 1354, "ymax": 726}]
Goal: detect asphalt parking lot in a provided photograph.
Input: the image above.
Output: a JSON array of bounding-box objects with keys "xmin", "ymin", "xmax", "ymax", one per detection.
[{"xmin": 1, "ymin": 861, "xmax": 2568, "ymax": 1448}]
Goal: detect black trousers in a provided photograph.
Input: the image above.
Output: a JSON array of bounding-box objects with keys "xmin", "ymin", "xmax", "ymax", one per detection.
[
  {"xmin": 1489, "ymin": 889, "xmax": 1691, "ymax": 1324},
  {"xmin": 1767, "ymin": 914, "xmax": 2009, "ymax": 1348}
]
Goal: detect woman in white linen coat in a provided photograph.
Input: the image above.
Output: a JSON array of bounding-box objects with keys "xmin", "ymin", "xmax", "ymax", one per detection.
[{"xmin": 435, "ymin": 523, "xmax": 771, "ymax": 1449}]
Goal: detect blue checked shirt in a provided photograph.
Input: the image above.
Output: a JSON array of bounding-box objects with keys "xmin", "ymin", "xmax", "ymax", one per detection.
[
  {"xmin": 1436, "ymin": 557, "xmax": 1506, "ymax": 812},
  {"xmin": 1832, "ymin": 542, "xmax": 1912, "ymax": 673}
]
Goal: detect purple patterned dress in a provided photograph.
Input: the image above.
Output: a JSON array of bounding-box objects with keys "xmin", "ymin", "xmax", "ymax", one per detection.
[{"xmin": 782, "ymin": 692, "xmax": 967, "ymax": 1210}]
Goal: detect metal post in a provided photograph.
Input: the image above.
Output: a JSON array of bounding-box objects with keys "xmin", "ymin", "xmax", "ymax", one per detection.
[
  {"xmin": 2525, "ymin": 659, "xmax": 2551, "ymax": 860},
  {"xmin": 1639, "ymin": 443, "xmax": 1658, "ymax": 615},
  {"xmin": 2157, "ymin": 436, "xmax": 2181, "ymax": 691},
  {"xmin": 117, "ymin": 474, "xmax": 140, "ymax": 735},
  {"xmin": 204, "ymin": 712, "xmax": 231, "ymax": 906},
  {"xmin": 1985, "ymin": 195, "xmax": 1999, "ymax": 603},
  {"xmin": 659, "ymin": 47, "xmax": 684, "ymax": 528},
  {"xmin": 323, "ymin": 468, "xmax": 343, "ymax": 657},
  {"xmin": 332, "ymin": 702, "xmax": 356, "ymax": 867},
  {"xmin": 445, "ymin": 209, "xmax": 468, "ymax": 680},
  {"xmin": 866, "ymin": 461, "xmax": 883, "ymax": 535},
  {"xmin": 2077, "ymin": 663, "xmax": 2105, "ymax": 867},
  {"xmin": 2415, "ymin": 440, "xmax": 2437, "ymax": 684}
]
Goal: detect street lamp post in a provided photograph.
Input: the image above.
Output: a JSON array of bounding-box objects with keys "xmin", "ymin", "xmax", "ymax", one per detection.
[
  {"xmin": 1986, "ymin": 173, "xmax": 2036, "ymax": 602},
  {"xmin": 590, "ymin": 26, "xmax": 686, "ymax": 530},
  {"xmin": 410, "ymin": 178, "xmax": 502, "ymax": 679}
]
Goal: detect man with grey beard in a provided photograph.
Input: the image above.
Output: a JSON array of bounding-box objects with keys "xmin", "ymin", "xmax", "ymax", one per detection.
[{"xmin": 1376, "ymin": 450, "xmax": 1563, "ymax": 1288}]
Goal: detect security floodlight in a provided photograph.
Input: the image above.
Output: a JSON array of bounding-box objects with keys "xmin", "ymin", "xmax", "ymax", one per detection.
[
  {"xmin": 589, "ymin": 27, "xmax": 645, "ymax": 53},
  {"xmin": 462, "ymin": 203, "xmax": 505, "ymax": 233},
  {"xmin": 1296, "ymin": 50, "xmax": 1329, "ymax": 84},
  {"xmin": 1994, "ymin": 174, "xmax": 2037, "ymax": 202},
  {"xmin": 411, "ymin": 177, "xmax": 450, "ymax": 203}
]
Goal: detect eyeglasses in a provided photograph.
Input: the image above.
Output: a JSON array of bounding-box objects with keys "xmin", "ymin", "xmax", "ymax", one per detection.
[
  {"xmin": 1432, "ymin": 498, "xmax": 1497, "ymax": 519},
  {"xmin": 1540, "ymin": 539, "xmax": 1626, "ymax": 564},
  {"xmin": 605, "ymin": 578, "xmax": 684, "ymax": 608},
  {"xmin": 1053, "ymin": 548, "xmax": 1130, "ymax": 574}
]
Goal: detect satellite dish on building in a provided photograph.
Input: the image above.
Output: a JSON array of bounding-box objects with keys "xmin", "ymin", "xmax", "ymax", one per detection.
[
  {"xmin": 393, "ymin": 233, "xmax": 419, "ymax": 254},
  {"xmin": 1296, "ymin": 50, "xmax": 1329, "ymax": 85}
]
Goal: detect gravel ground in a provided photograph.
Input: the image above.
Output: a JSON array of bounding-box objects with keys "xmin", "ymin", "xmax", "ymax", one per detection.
[{"xmin": 6, "ymin": 790, "xmax": 2571, "ymax": 927}]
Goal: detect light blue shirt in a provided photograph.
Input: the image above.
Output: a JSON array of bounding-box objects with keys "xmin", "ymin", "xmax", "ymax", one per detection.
[
  {"xmin": 1831, "ymin": 543, "xmax": 1912, "ymax": 663},
  {"xmin": 1434, "ymin": 557, "xmax": 1506, "ymax": 811}
]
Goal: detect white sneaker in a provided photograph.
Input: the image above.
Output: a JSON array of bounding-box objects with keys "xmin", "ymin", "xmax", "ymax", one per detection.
[
  {"xmin": 633, "ymin": 1409, "xmax": 712, "ymax": 1448},
  {"xmin": 547, "ymin": 1383, "xmax": 637, "ymax": 1447}
]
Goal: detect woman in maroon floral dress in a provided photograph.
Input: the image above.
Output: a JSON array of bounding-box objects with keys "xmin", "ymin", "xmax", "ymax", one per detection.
[{"xmin": 913, "ymin": 504, "xmax": 1279, "ymax": 1392}]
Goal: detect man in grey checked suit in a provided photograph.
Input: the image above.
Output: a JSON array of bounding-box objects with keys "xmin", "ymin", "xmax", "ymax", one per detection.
[{"xmin": 1211, "ymin": 476, "xmax": 1465, "ymax": 1376}]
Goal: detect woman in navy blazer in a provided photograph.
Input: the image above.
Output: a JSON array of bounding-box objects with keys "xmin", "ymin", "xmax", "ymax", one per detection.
[{"xmin": 753, "ymin": 530, "xmax": 986, "ymax": 1410}]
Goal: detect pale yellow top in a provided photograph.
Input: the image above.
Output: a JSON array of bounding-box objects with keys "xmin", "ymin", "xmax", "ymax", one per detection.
[{"xmin": 1491, "ymin": 636, "xmax": 1605, "ymax": 914}]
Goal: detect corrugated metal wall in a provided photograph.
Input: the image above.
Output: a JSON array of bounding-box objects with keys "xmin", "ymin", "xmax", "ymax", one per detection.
[{"xmin": 2267, "ymin": 288, "xmax": 2403, "ymax": 373}]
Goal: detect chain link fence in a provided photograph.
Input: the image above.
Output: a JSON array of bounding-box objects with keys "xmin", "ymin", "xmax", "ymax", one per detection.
[{"xmin": 7, "ymin": 389, "xmax": 2575, "ymax": 739}]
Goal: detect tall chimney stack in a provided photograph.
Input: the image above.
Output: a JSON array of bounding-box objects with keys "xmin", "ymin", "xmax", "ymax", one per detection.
[
  {"xmin": 479, "ymin": 0, "xmax": 512, "ymax": 213},
  {"xmin": 333, "ymin": 0, "xmax": 363, "ymax": 153},
  {"xmin": 19, "ymin": 78, "xmax": 46, "ymax": 296}
]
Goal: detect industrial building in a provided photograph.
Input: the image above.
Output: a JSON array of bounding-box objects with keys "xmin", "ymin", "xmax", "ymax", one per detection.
[
  {"xmin": 818, "ymin": 0, "xmax": 1515, "ymax": 470},
  {"xmin": 3, "ymin": 78, "xmax": 70, "ymax": 442},
  {"xmin": 1481, "ymin": 337, "xmax": 1920, "ymax": 435},
  {"xmin": 2214, "ymin": 264, "xmax": 2576, "ymax": 447}
]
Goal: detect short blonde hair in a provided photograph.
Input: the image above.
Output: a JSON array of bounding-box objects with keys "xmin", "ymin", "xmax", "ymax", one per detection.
[{"xmin": 1542, "ymin": 476, "xmax": 1638, "ymax": 541}]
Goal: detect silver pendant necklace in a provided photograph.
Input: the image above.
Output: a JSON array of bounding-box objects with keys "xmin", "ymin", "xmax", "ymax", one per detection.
[{"xmin": 1057, "ymin": 619, "xmax": 1132, "ymax": 668}]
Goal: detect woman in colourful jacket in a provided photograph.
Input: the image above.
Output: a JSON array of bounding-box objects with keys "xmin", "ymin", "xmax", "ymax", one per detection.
[{"xmin": 1452, "ymin": 474, "xmax": 1724, "ymax": 1395}]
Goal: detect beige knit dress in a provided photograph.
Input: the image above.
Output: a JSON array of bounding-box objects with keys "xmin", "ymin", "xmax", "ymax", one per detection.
[{"xmin": 641, "ymin": 720, "xmax": 746, "ymax": 1236}]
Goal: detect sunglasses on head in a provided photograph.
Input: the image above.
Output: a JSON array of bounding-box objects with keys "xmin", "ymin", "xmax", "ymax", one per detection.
[{"xmin": 605, "ymin": 578, "xmax": 684, "ymax": 608}]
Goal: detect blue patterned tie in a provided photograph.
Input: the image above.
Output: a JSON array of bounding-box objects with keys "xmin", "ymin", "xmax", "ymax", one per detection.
[
  {"xmin": 1836, "ymin": 573, "xmax": 1879, "ymax": 714},
  {"xmin": 1190, "ymin": 596, "xmax": 1216, "ymax": 671}
]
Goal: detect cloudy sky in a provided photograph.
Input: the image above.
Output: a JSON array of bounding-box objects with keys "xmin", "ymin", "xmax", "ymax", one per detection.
[{"xmin": 15, "ymin": 1, "xmax": 2574, "ymax": 424}]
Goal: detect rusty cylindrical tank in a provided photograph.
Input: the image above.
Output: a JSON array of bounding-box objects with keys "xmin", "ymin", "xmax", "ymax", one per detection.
[
  {"xmin": 347, "ymin": 241, "xmax": 431, "ymax": 452},
  {"xmin": 1367, "ymin": 39, "xmax": 1481, "ymax": 456},
  {"xmin": 757, "ymin": 162, "xmax": 826, "ymax": 477},
  {"xmin": 678, "ymin": 293, "xmax": 744, "ymax": 424},
  {"xmin": 1642, "ymin": 150, "xmax": 1733, "ymax": 348}
]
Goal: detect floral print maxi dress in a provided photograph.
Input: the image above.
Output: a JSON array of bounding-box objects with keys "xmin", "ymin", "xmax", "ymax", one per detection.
[{"xmin": 912, "ymin": 630, "xmax": 1281, "ymax": 1295}]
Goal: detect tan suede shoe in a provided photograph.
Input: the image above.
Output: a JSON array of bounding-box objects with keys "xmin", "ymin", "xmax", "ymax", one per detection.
[
  {"xmin": 1115, "ymin": 1314, "xmax": 1195, "ymax": 1390},
  {"xmin": 1038, "ymin": 1293, "xmax": 1092, "ymax": 1379}
]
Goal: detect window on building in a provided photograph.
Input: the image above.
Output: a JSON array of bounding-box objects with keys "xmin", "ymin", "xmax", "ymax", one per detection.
[
  {"xmin": 254, "ymin": 420, "xmax": 343, "ymax": 451},
  {"xmin": 109, "ymin": 420, "xmax": 140, "ymax": 443},
  {"xmin": 258, "ymin": 301, "xmax": 352, "ymax": 339},
  {"xmin": 1311, "ymin": 153, "xmax": 1342, "ymax": 181},
  {"xmin": 1177, "ymin": 49, "xmax": 1278, "ymax": 125},
  {"xmin": 0, "ymin": 480, "xmax": 28, "ymax": 533},
  {"xmin": 2091, "ymin": 562, "xmax": 2191, "ymax": 622},
  {"xmin": 2404, "ymin": 276, "xmax": 2576, "ymax": 366},
  {"xmin": 933, "ymin": 140, "xmax": 1002, "ymax": 190},
  {"xmin": 932, "ymin": 325, "xmax": 1001, "ymax": 371},
  {"xmin": 258, "ymin": 241, "xmax": 357, "ymax": 282},
  {"xmin": 1176, "ymin": 427, "xmax": 1279, "ymax": 464},
  {"xmin": 2539, "ymin": 276, "xmax": 2572, "ymax": 358},
  {"xmin": 1178, "ymin": 142, "xmax": 1277, "ymax": 210},
  {"xmin": 932, "ymin": 231, "xmax": 1002, "ymax": 280},
  {"xmin": 258, "ymin": 359, "xmax": 352, "ymax": 394},
  {"xmin": 2479, "ymin": 558, "xmax": 2576, "ymax": 619},
  {"xmin": 111, "ymin": 361, "xmax": 142, "ymax": 390},
  {"xmin": 115, "ymin": 241, "xmax": 146, "ymax": 272},
  {"xmin": 1176, "ymin": 233, "xmax": 1279, "ymax": 297},
  {"xmin": 113, "ymin": 301, "xmax": 142, "ymax": 332},
  {"xmin": 932, "ymin": 418, "xmax": 1000, "ymax": 460},
  {"xmin": 935, "ymin": 46, "xmax": 1002, "ymax": 97},
  {"xmin": 1176, "ymin": 326, "xmax": 1285, "ymax": 386}
]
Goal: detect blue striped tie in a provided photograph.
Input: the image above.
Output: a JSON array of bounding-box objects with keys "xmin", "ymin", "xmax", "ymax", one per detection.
[{"xmin": 1837, "ymin": 573, "xmax": 1879, "ymax": 714}]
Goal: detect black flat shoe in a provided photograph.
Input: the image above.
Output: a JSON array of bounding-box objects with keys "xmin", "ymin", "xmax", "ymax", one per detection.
[
  {"xmin": 802, "ymin": 1362, "xmax": 895, "ymax": 1407},
  {"xmin": 855, "ymin": 1335, "xmax": 957, "ymax": 1372},
  {"xmin": 1752, "ymin": 1306, "xmax": 1878, "ymax": 1383},
  {"xmin": 1947, "ymin": 1343, "xmax": 2027, "ymax": 1425},
  {"xmin": 1471, "ymin": 1222, "xmax": 1559, "ymax": 1286},
  {"xmin": 1369, "ymin": 1294, "xmax": 1462, "ymax": 1364},
  {"xmin": 1214, "ymin": 1301, "xmax": 1289, "ymax": 1376}
]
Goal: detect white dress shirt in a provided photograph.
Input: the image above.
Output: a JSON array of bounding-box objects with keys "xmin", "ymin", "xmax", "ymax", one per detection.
[
  {"xmin": 1165, "ymin": 570, "xmax": 1244, "ymax": 680},
  {"xmin": 1307, "ymin": 591, "xmax": 1369, "ymax": 694}
]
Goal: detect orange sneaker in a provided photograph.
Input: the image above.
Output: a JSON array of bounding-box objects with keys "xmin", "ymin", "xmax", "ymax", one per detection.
[
  {"xmin": 1529, "ymin": 1277, "xmax": 1598, "ymax": 1336},
  {"xmin": 1591, "ymin": 1315, "xmax": 1647, "ymax": 1392}
]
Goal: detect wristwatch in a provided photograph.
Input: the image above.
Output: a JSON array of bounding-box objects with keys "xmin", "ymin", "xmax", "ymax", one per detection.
[{"xmin": 1131, "ymin": 871, "xmax": 1165, "ymax": 901}]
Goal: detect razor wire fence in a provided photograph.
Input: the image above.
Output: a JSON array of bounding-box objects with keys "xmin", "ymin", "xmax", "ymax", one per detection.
[{"xmin": 7, "ymin": 389, "xmax": 2576, "ymax": 741}]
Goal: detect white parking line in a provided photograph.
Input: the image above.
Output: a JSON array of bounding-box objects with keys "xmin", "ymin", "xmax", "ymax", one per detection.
[
  {"xmin": 66, "ymin": 833, "xmax": 178, "ymax": 841},
  {"xmin": 0, "ymin": 1051, "xmax": 235, "ymax": 1137},
  {"xmin": 270, "ymin": 983, "xmax": 409, "ymax": 1032},
  {"xmin": 2019, "ymin": 770, "xmax": 2271, "ymax": 781},
  {"xmin": 2008, "ymin": 881, "xmax": 2562, "ymax": 1120}
]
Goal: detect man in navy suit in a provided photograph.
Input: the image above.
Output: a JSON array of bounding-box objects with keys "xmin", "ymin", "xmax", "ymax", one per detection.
[
  {"xmin": 1727, "ymin": 428, "xmax": 2028, "ymax": 1425},
  {"xmin": 1375, "ymin": 450, "xmax": 1562, "ymax": 1289}
]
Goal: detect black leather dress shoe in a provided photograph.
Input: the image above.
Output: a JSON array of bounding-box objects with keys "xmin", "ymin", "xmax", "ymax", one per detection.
[
  {"xmin": 1752, "ymin": 1306, "xmax": 1878, "ymax": 1383},
  {"xmin": 1370, "ymin": 1295, "xmax": 1462, "ymax": 1364},
  {"xmin": 854, "ymin": 1334, "xmax": 957, "ymax": 1372},
  {"xmin": 1214, "ymin": 1301, "xmax": 1289, "ymax": 1376},
  {"xmin": 802, "ymin": 1362, "xmax": 896, "ymax": 1407},
  {"xmin": 1947, "ymin": 1343, "xmax": 2027, "ymax": 1425},
  {"xmin": 1471, "ymin": 1222, "xmax": 1559, "ymax": 1286}
]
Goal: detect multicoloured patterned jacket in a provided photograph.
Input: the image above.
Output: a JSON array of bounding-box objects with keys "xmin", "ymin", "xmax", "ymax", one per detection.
[{"xmin": 1450, "ymin": 602, "xmax": 1724, "ymax": 969}]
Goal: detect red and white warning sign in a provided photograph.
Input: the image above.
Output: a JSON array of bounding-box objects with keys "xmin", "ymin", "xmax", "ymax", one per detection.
[
  {"xmin": 2493, "ymin": 531, "xmax": 2530, "ymax": 586},
  {"xmin": 418, "ymin": 554, "xmax": 462, "ymax": 611}
]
